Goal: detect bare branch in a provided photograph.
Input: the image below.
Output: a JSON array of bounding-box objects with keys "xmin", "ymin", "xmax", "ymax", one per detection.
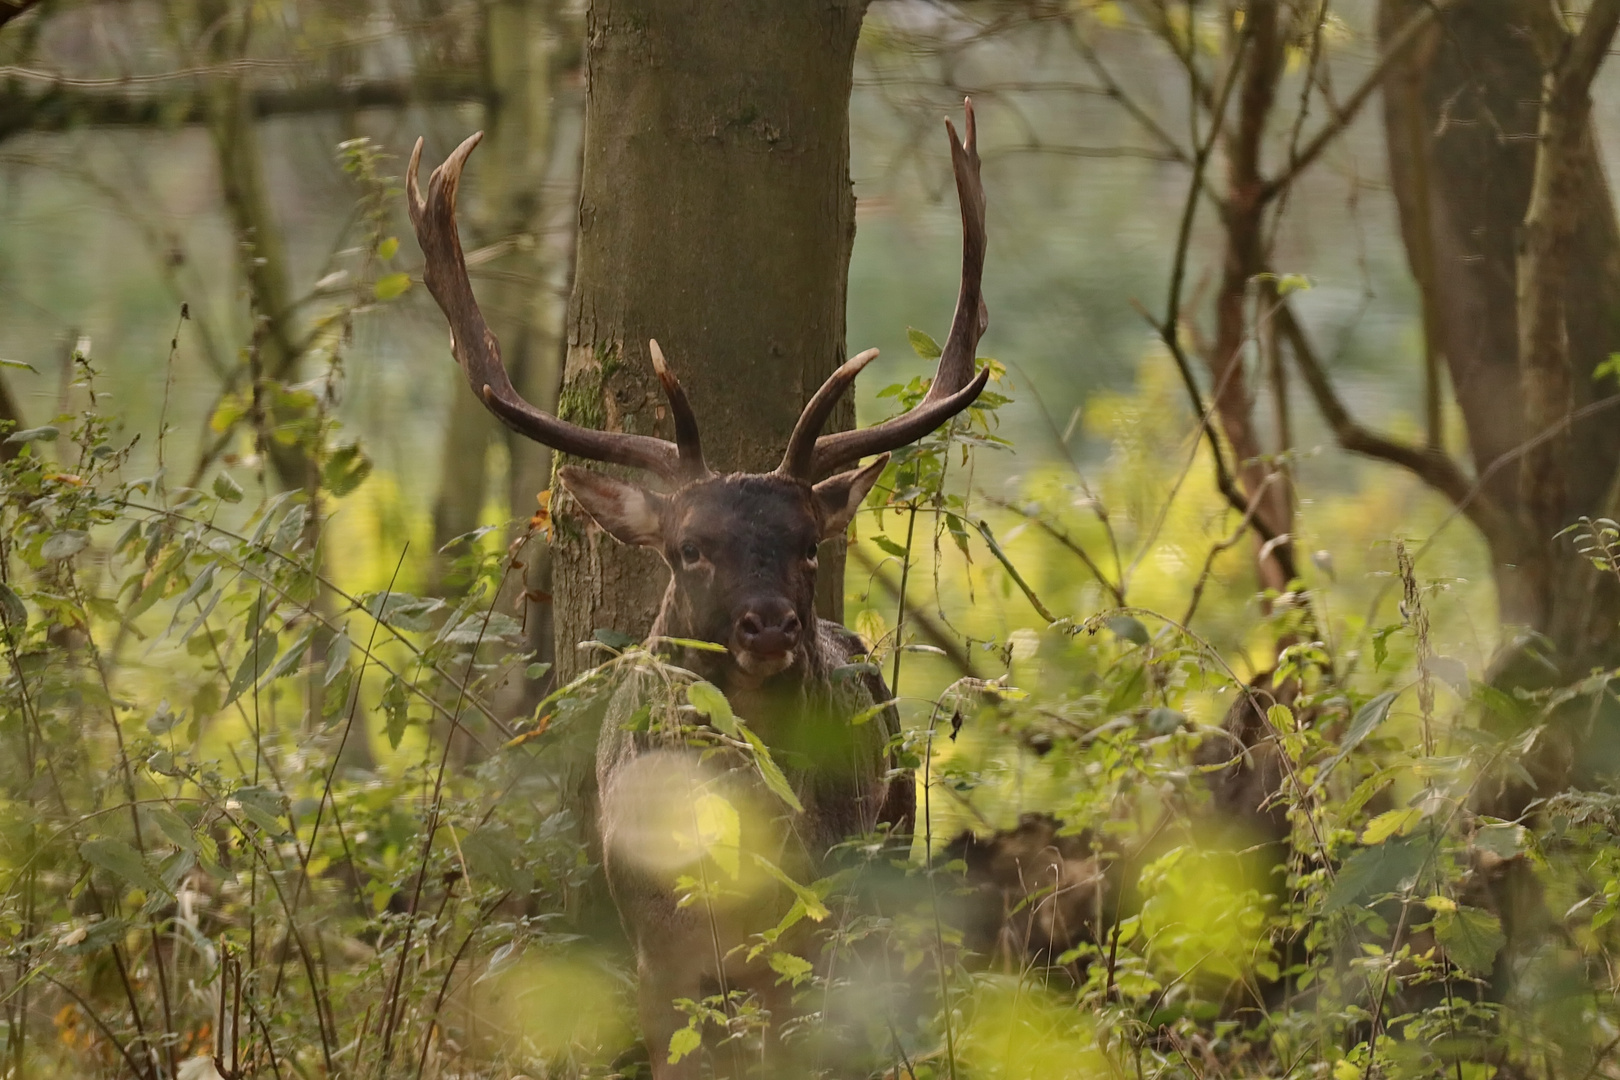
[
  {"xmin": 0, "ymin": 73, "xmax": 485, "ymax": 144},
  {"xmin": 1261, "ymin": 0, "xmax": 1466, "ymax": 203},
  {"xmin": 1275, "ymin": 300, "xmax": 1515, "ymax": 543},
  {"xmin": 850, "ymin": 545, "xmax": 982, "ymax": 679}
]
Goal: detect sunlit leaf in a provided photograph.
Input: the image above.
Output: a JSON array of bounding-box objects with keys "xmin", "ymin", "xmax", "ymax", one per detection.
[
  {"xmin": 687, "ymin": 680, "xmax": 737, "ymax": 736},
  {"xmin": 1361, "ymin": 807, "xmax": 1422, "ymax": 845},
  {"xmin": 667, "ymin": 1025, "xmax": 702, "ymax": 1064},
  {"xmin": 739, "ymin": 724, "xmax": 803, "ymax": 812},
  {"xmin": 906, "ymin": 327, "xmax": 942, "ymax": 360},
  {"xmin": 373, "ymin": 272, "xmax": 411, "ymax": 300}
]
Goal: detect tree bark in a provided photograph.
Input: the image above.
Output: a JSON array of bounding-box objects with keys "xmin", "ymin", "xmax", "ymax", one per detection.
[
  {"xmin": 553, "ymin": 0, "xmax": 865, "ymax": 678},
  {"xmin": 1381, "ymin": 0, "xmax": 1620, "ymax": 674},
  {"xmin": 1379, "ymin": 0, "xmax": 1620, "ymax": 804},
  {"xmin": 1208, "ymin": 0, "xmax": 1294, "ymax": 595}
]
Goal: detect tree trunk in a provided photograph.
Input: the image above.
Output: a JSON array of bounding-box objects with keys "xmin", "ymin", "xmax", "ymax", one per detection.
[
  {"xmin": 1381, "ymin": 0, "xmax": 1620, "ymax": 660},
  {"xmin": 553, "ymin": 0, "xmax": 865, "ymax": 679},
  {"xmin": 1209, "ymin": 0, "xmax": 1294, "ymax": 595},
  {"xmin": 1381, "ymin": 0, "xmax": 1620, "ymax": 792}
]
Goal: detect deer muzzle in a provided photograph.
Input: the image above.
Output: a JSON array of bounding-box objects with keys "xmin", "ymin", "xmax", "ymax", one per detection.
[{"xmin": 731, "ymin": 599, "xmax": 802, "ymax": 676}]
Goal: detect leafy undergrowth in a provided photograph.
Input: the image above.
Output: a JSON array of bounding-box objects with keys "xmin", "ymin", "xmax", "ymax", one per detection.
[{"xmin": 1, "ymin": 346, "xmax": 1618, "ymax": 1080}]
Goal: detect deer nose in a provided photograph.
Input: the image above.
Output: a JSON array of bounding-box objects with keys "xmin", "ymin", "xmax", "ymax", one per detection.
[{"xmin": 736, "ymin": 602, "xmax": 802, "ymax": 655}]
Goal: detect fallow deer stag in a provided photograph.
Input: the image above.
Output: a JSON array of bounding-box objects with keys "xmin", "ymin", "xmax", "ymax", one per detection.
[{"xmin": 408, "ymin": 99, "xmax": 988, "ymax": 1077}]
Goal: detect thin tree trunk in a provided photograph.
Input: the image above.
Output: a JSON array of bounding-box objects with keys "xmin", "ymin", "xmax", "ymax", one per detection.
[
  {"xmin": 553, "ymin": 0, "xmax": 865, "ymax": 678},
  {"xmin": 1208, "ymin": 0, "xmax": 1294, "ymax": 595}
]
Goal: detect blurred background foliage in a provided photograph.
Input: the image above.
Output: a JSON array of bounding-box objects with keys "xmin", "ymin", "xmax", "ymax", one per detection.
[{"xmin": 3, "ymin": 1, "xmax": 1620, "ymax": 1078}]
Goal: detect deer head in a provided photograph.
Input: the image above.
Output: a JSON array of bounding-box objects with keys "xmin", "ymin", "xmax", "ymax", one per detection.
[{"xmin": 407, "ymin": 100, "xmax": 989, "ymax": 682}]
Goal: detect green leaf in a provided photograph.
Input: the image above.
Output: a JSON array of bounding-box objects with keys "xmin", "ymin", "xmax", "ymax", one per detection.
[
  {"xmin": 1106, "ymin": 615, "xmax": 1150, "ymax": 646},
  {"xmin": 322, "ymin": 443, "xmax": 373, "ymax": 497},
  {"xmin": 224, "ymin": 632, "xmax": 279, "ymax": 707},
  {"xmin": 667, "ymin": 1025, "xmax": 702, "ymax": 1064},
  {"xmin": 906, "ymin": 327, "xmax": 942, "ymax": 360},
  {"xmin": 1362, "ymin": 807, "xmax": 1423, "ymax": 845},
  {"xmin": 687, "ymin": 680, "xmax": 737, "ymax": 736},
  {"xmin": 377, "ymin": 236, "xmax": 400, "ymax": 260},
  {"xmin": 172, "ymin": 562, "xmax": 218, "ymax": 616},
  {"xmin": 145, "ymin": 700, "xmax": 182, "ymax": 735},
  {"xmin": 229, "ymin": 785, "xmax": 289, "ymax": 836},
  {"xmin": 655, "ymin": 637, "xmax": 729, "ymax": 653},
  {"xmin": 592, "ymin": 627, "xmax": 638, "ymax": 650},
  {"xmin": 80, "ymin": 838, "xmax": 171, "ymax": 898},
  {"xmin": 848, "ymin": 699, "xmax": 895, "ymax": 726},
  {"xmin": 212, "ymin": 472, "xmax": 244, "ymax": 503},
  {"xmin": 1434, "ymin": 904, "xmax": 1505, "ymax": 976},
  {"xmin": 382, "ymin": 675, "xmax": 410, "ymax": 749},
  {"xmin": 872, "ymin": 535, "xmax": 909, "ymax": 559},
  {"xmin": 60, "ymin": 916, "xmax": 129, "ymax": 955},
  {"xmin": 1314, "ymin": 689, "xmax": 1399, "ymax": 790},
  {"xmin": 5, "ymin": 426, "xmax": 58, "ymax": 445},
  {"xmin": 259, "ymin": 624, "xmax": 315, "ymax": 683},
  {"xmin": 127, "ymin": 546, "xmax": 188, "ymax": 621},
  {"xmin": 751, "ymin": 854, "xmax": 829, "ymax": 920},
  {"xmin": 1325, "ymin": 836, "xmax": 1425, "ymax": 913},
  {"xmin": 0, "ymin": 583, "xmax": 27, "ymax": 630},
  {"xmin": 739, "ymin": 724, "xmax": 803, "ymax": 812},
  {"xmin": 325, "ymin": 627, "xmax": 351, "ymax": 686},
  {"xmin": 460, "ymin": 826, "xmax": 533, "ymax": 895},
  {"xmin": 373, "ymin": 272, "xmax": 411, "ymax": 300},
  {"xmin": 145, "ymin": 808, "xmax": 197, "ymax": 853},
  {"xmin": 768, "ymin": 950, "xmax": 815, "ymax": 985},
  {"xmin": 1474, "ymin": 820, "xmax": 1529, "ymax": 859},
  {"xmin": 41, "ymin": 530, "xmax": 89, "ymax": 561}
]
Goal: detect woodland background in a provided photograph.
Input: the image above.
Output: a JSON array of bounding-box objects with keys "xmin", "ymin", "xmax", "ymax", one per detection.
[{"xmin": 3, "ymin": 1, "xmax": 1620, "ymax": 1078}]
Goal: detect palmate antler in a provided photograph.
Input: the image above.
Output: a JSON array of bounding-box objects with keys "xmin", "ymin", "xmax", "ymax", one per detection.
[{"xmin": 407, "ymin": 98, "xmax": 989, "ymax": 488}]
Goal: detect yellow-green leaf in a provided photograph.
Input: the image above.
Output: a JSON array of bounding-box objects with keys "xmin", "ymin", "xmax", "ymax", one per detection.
[
  {"xmin": 374, "ymin": 272, "xmax": 411, "ymax": 301},
  {"xmin": 739, "ymin": 723, "xmax": 802, "ymax": 813},
  {"xmin": 1362, "ymin": 807, "xmax": 1423, "ymax": 845},
  {"xmin": 667, "ymin": 1025, "xmax": 702, "ymax": 1064},
  {"xmin": 687, "ymin": 680, "xmax": 737, "ymax": 736}
]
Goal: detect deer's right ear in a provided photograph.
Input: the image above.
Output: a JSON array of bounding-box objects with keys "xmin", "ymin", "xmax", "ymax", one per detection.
[
  {"xmin": 811, "ymin": 454, "xmax": 890, "ymax": 539},
  {"xmin": 557, "ymin": 466, "xmax": 666, "ymax": 547}
]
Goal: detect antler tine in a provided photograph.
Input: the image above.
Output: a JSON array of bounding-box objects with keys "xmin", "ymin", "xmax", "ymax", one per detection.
[
  {"xmin": 775, "ymin": 348, "xmax": 880, "ymax": 478},
  {"xmin": 799, "ymin": 98, "xmax": 990, "ymax": 482},
  {"xmin": 408, "ymin": 133, "xmax": 683, "ymax": 482},
  {"xmin": 648, "ymin": 340, "xmax": 710, "ymax": 481}
]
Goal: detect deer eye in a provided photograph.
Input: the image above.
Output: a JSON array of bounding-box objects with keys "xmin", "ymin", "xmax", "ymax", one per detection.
[
  {"xmin": 804, "ymin": 542, "xmax": 819, "ymax": 561},
  {"xmin": 679, "ymin": 541, "xmax": 702, "ymax": 565}
]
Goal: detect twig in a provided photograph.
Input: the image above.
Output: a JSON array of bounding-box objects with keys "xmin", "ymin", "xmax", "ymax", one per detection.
[
  {"xmin": 1261, "ymin": 0, "xmax": 1467, "ymax": 202},
  {"xmin": 852, "ymin": 545, "xmax": 981, "ymax": 678}
]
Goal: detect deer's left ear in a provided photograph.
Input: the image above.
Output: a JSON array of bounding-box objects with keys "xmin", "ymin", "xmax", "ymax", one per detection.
[{"xmin": 811, "ymin": 454, "xmax": 889, "ymax": 540}]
